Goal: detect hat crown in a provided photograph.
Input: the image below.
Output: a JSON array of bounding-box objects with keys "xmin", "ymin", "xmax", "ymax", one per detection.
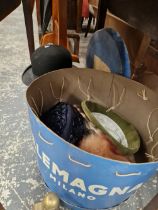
[{"xmin": 31, "ymin": 44, "xmax": 72, "ymax": 76}]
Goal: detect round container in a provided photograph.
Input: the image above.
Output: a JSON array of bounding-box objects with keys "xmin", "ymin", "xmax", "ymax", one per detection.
[{"xmin": 26, "ymin": 68, "xmax": 158, "ymax": 209}]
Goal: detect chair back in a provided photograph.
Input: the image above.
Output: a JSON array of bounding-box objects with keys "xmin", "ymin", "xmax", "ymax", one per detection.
[{"xmin": 108, "ymin": 0, "xmax": 158, "ymax": 40}]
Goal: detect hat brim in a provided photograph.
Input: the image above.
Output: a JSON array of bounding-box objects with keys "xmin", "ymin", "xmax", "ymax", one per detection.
[
  {"xmin": 22, "ymin": 64, "xmax": 38, "ymax": 86},
  {"xmin": 81, "ymin": 100, "xmax": 140, "ymax": 155}
]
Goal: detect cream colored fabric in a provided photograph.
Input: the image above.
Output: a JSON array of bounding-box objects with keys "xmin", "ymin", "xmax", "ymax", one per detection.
[{"xmin": 93, "ymin": 55, "xmax": 111, "ymax": 72}]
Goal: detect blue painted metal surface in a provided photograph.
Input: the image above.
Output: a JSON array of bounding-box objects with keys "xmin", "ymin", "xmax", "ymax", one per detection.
[{"xmin": 28, "ymin": 107, "xmax": 158, "ymax": 209}]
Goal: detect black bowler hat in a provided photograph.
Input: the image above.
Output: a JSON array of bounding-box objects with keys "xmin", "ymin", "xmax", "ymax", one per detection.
[{"xmin": 22, "ymin": 44, "xmax": 72, "ymax": 86}]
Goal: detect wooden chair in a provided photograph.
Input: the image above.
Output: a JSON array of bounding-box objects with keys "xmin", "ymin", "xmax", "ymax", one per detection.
[
  {"xmin": 0, "ymin": 0, "xmax": 35, "ymax": 59},
  {"xmin": 0, "ymin": 0, "xmax": 21, "ymax": 21},
  {"xmin": 22, "ymin": 0, "xmax": 35, "ymax": 59},
  {"xmin": 0, "ymin": 0, "xmax": 82, "ymax": 61},
  {"xmin": 95, "ymin": 0, "xmax": 158, "ymax": 77},
  {"xmin": 96, "ymin": 0, "xmax": 158, "ymax": 39},
  {"xmin": 38, "ymin": 0, "xmax": 82, "ymax": 62}
]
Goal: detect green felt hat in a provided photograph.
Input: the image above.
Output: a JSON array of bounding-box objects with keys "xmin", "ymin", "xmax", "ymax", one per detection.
[{"xmin": 81, "ymin": 101, "xmax": 140, "ymax": 155}]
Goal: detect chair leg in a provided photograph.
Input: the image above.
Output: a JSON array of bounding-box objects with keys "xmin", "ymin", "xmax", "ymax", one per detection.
[
  {"xmin": 35, "ymin": 0, "xmax": 42, "ymax": 40},
  {"xmin": 81, "ymin": 17, "xmax": 84, "ymax": 28},
  {"xmin": 22, "ymin": 0, "xmax": 35, "ymax": 59},
  {"xmin": 85, "ymin": 13, "xmax": 93, "ymax": 37},
  {"xmin": 76, "ymin": 0, "xmax": 83, "ymax": 33},
  {"xmin": 96, "ymin": 0, "xmax": 108, "ymax": 30},
  {"xmin": 67, "ymin": 33, "xmax": 80, "ymax": 55}
]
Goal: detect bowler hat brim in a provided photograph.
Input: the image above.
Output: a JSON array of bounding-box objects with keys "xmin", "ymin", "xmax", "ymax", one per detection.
[{"xmin": 22, "ymin": 64, "xmax": 38, "ymax": 86}]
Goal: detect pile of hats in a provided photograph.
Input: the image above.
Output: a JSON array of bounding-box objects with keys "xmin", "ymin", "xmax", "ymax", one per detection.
[
  {"xmin": 22, "ymin": 28, "xmax": 132, "ymax": 86},
  {"xmin": 22, "ymin": 30, "xmax": 138, "ymax": 162},
  {"xmin": 40, "ymin": 100, "xmax": 140, "ymax": 162}
]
